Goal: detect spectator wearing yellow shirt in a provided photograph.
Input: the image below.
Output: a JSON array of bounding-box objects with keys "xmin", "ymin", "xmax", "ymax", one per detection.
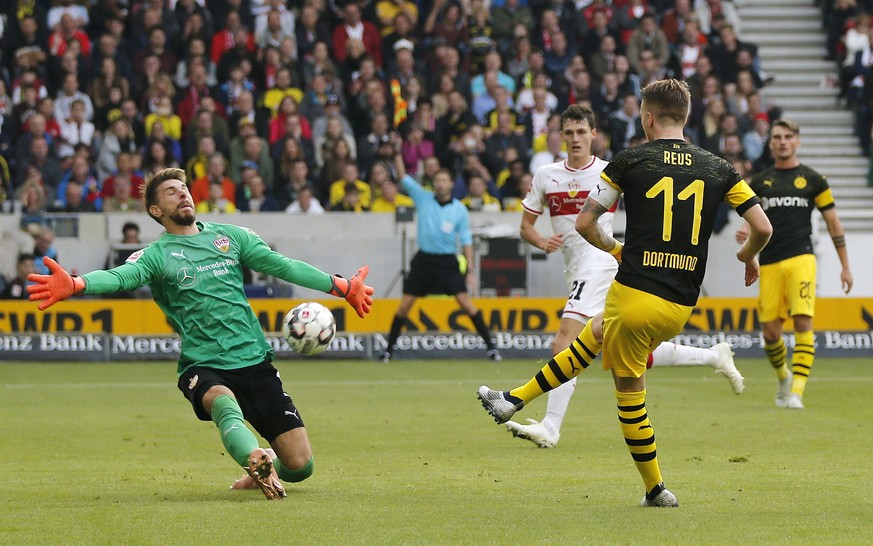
[
  {"xmin": 196, "ymin": 180, "xmax": 238, "ymax": 214},
  {"xmin": 494, "ymin": 148, "xmax": 522, "ymax": 191},
  {"xmin": 329, "ymin": 163, "xmax": 372, "ymax": 209},
  {"xmin": 501, "ymin": 172, "xmax": 533, "ymax": 212},
  {"xmin": 376, "ymin": 0, "xmax": 419, "ymax": 36},
  {"xmin": 331, "ymin": 182, "xmax": 368, "ymax": 212},
  {"xmin": 145, "ymin": 97, "xmax": 183, "ymax": 140},
  {"xmin": 260, "ymin": 67, "xmax": 304, "ymax": 116},
  {"xmin": 371, "ymin": 179, "xmax": 414, "ymax": 212},
  {"xmin": 461, "ymin": 174, "xmax": 502, "ymax": 211},
  {"xmin": 185, "ymin": 135, "xmax": 219, "ymax": 183},
  {"xmin": 531, "ymin": 113, "xmax": 562, "ymax": 153}
]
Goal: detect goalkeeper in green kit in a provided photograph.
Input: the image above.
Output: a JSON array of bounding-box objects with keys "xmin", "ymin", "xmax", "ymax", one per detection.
[{"xmin": 27, "ymin": 167, "xmax": 375, "ymax": 500}]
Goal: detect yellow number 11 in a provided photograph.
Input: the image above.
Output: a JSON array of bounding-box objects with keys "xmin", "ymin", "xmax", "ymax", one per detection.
[{"xmin": 645, "ymin": 177, "xmax": 704, "ymax": 245}]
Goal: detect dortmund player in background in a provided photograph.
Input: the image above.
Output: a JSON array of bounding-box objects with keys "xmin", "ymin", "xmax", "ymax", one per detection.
[
  {"xmin": 27, "ymin": 167, "xmax": 375, "ymax": 500},
  {"xmin": 478, "ymin": 79, "xmax": 772, "ymax": 507},
  {"xmin": 736, "ymin": 119, "xmax": 853, "ymax": 410}
]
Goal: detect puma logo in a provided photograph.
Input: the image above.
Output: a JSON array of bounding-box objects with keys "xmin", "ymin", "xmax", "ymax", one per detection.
[
  {"xmin": 639, "ymin": 424, "xmax": 652, "ymax": 430},
  {"xmin": 568, "ymin": 356, "xmax": 580, "ymax": 374}
]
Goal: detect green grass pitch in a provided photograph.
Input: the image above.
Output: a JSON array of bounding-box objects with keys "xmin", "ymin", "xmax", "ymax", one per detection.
[{"xmin": 1, "ymin": 357, "xmax": 872, "ymax": 545}]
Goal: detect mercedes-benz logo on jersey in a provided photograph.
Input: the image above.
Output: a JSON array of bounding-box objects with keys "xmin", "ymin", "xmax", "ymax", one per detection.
[
  {"xmin": 177, "ymin": 267, "xmax": 196, "ymax": 286},
  {"xmin": 548, "ymin": 195, "xmax": 562, "ymax": 211}
]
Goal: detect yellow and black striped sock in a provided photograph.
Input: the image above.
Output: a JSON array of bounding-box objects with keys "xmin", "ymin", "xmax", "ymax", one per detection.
[
  {"xmin": 617, "ymin": 389, "xmax": 662, "ymax": 493},
  {"xmin": 791, "ymin": 331, "xmax": 815, "ymax": 396},
  {"xmin": 509, "ymin": 319, "xmax": 601, "ymax": 404},
  {"xmin": 764, "ymin": 338, "xmax": 789, "ymax": 380}
]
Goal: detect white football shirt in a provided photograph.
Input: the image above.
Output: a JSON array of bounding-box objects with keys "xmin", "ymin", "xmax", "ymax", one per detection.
[{"xmin": 522, "ymin": 157, "xmax": 618, "ymax": 278}]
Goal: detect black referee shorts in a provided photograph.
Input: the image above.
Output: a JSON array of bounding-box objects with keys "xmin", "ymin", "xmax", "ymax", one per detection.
[{"xmin": 403, "ymin": 251, "xmax": 468, "ymax": 296}]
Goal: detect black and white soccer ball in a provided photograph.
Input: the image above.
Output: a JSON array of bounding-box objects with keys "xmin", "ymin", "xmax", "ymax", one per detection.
[{"xmin": 282, "ymin": 302, "xmax": 337, "ymax": 356}]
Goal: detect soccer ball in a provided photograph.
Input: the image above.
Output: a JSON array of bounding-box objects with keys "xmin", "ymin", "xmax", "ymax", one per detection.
[{"xmin": 282, "ymin": 302, "xmax": 337, "ymax": 356}]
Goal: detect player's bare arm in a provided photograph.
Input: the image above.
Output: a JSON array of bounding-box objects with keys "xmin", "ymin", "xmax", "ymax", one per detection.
[
  {"xmin": 520, "ymin": 211, "xmax": 562, "ymax": 253},
  {"xmin": 736, "ymin": 205, "xmax": 772, "ymax": 287},
  {"xmin": 575, "ymin": 197, "xmax": 620, "ymax": 256},
  {"xmin": 735, "ymin": 221, "xmax": 750, "ymax": 244},
  {"xmin": 821, "ymin": 207, "xmax": 853, "ymax": 294}
]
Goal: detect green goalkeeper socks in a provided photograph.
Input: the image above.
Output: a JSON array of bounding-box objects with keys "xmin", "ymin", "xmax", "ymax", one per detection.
[
  {"xmin": 275, "ymin": 457, "xmax": 314, "ymax": 483},
  {"xmin": 211, "ymin": 395, "xmax": 259, "ymax": 467}
]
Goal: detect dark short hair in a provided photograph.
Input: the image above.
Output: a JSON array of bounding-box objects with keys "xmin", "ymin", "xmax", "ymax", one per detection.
[
  {"xmin": 560, "ymin": 104, "xmax": 597, "ymax": 130},
  {"xmin": 17, "ymin": 253, "xmax": 35, "ymax": 265},
  {"xmin": 143, "ymin": 167, "xmax": 187, "ymax": 225},
  {"xmin": 122, "ymin": 221, "xmax": 139, "ymax": 233}
]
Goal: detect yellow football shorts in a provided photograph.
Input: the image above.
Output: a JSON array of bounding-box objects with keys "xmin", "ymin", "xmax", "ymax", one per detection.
[
  {"xmin": 601, "ymin": 281, "xmax": 694, "ymax": 378},
  {"xmin": 758, "ymin": 253, "xmax": 816, "ymax": 322}
]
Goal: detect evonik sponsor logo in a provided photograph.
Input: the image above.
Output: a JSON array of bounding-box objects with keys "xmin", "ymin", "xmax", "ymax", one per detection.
[{"xmin": 762, "ymin": 196, "xmax": 809, "ymax": 209}]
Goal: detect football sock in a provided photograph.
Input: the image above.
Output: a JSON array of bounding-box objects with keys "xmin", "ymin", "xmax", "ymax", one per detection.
[
  {"xmin": 386, "ymin": 315, "xmax": 405, "ymax": 353},
  {"xmin": 650, "ymin": 342, "xmax": 719, "ymax": 366},
  {"xmin": 791, "ymin": 331, "xmax": 815, "ymax": 397},
  {"xmin": 616, "ymin": 389, "xmax": 662, "ymax": 493},
  {"xmin": 211, "ymin": 395, "xmax": 259, "ymax": 468},
  {"xmin": 542, "ymin": 378, "xmax": 577, "ymax": 434},
  {"xmin": 470, "ymin": 311, "xmax": 496, "ymax": 350},
  {"xmin": 764, "ymin": 338, "xmax": 789, "ymax": 380},
  {"xmin": 274, "ymin": 457, "xmax": 314, "ymax": 483},
  {"xmin": 509, "ymin": 319, "xmax": 601, "ymax": 404}
]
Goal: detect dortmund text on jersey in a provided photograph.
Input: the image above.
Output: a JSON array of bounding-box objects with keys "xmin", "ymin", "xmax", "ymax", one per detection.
[{"xmin": 601, "ymin": 139, "xmax": 760, "ymax": 306}]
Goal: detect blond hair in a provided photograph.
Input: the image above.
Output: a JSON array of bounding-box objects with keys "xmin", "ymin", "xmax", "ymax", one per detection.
[
  {"xmin": 641, "ymin": 79, "xmax": 691, "ymax": 125},
  {"xmin": 772, "ymin": 119, "xmax": 800, "ymax": 135}
]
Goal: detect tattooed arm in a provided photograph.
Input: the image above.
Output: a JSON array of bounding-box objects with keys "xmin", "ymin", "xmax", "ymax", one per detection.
[
  {"xmin": 821, "ymin": 206, "xmax": 853, "ymax": 294},
  {"xmin": 575, "ymin": 196, "xmax": 622, "ymax": 258}
]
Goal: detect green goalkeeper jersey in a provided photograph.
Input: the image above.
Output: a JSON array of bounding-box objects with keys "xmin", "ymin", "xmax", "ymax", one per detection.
[{"xmin": 81, "ymin": 221, "xmax": 334, "ymax": 375}]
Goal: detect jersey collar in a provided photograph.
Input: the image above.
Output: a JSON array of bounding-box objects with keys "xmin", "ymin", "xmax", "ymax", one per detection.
[{"xmin": 563, "ymin": 156, "xmax": 596, "ymax": 172}]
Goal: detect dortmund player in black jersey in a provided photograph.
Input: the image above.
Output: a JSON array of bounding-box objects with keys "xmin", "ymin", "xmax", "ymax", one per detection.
[
  {"xmin": 736, "ymin": 119, "xmax": 853, "ymax": 410},
  {"xmin": 478, "ymin": 79, "xmax": 772, "ymax": 507}
]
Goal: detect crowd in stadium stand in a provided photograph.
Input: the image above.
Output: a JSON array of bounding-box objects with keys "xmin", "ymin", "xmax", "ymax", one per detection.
[
  {"xmin": 825, "ymin": 0, "xmax": 873, "ymax": 159},
  {"xmin": 0, "ymin": 0, "xmax": 776, "ymax": 218}
]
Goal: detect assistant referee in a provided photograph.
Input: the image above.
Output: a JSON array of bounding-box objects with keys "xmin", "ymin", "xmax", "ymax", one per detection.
[{"xmin": 380, "ymin": 143, "xmax": 502, "ymax": 362}]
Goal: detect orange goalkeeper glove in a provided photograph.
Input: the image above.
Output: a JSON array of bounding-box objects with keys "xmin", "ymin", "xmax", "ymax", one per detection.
[
  {"xmin": 27, "ymin": 257, "xmax": 86, "ymax": 310},
  {"xmin": 329, "ymin": 265, "xmax": 374, "ymax": 318}
]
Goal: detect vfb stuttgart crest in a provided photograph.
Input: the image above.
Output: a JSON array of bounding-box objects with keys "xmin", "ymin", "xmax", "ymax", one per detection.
[{"xmin": 213, "ymin": 236, "xmax": 230, "ymax": 253}]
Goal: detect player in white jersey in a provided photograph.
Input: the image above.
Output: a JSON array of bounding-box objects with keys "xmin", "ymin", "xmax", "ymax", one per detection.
[
  {"xmin": 523, "ymin": 155, "xmax": 617, "ymax": 321},
  {"xmin": 506, "ymin": 104, "xmax": 744, "ymax": 448}
]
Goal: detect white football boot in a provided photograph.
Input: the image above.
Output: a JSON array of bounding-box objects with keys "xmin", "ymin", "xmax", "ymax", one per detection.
[
  {"xmin": 775, "ymin": 372, "xmax": 793, "ymax": 408},
  {"xmin": 640, "ymin": 483, "xmax": 679, "ymax": 507},
  {"xmin": 711, "ymin": 342, "xmax": 745, "ymax": 394},
  {"xmin": 477, "ymin": 386, "xmax": 524, "ymax": 424},
  {"xmin": 505, "ymin": 418, "xmax": 560, "ymax": 448}
]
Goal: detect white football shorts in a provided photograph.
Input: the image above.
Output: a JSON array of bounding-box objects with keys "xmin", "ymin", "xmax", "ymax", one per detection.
[{"xmin": 561, "ymin": 264, "xmax": 617, "ymax": 323}]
